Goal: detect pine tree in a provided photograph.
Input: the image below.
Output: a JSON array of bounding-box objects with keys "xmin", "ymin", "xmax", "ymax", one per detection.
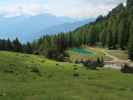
[
  {"xmin": 24, "ymin": 42, "xmax": 33, "ymax": 54},
  {"xmin": 7, "ymin": 39, "xmax": 13, "ymax": 51},
  {"xmin": 128, "ymin": 22, "xmax": 133, "ymax": 60},
  {"xmin": 107, "ymin": 31, "xmax": 114, "ymax": 49},
  {"xmin": 100, "ymin": 30, "xmax": 107, "ymax": 47},
  {"xmin": 13, "ymin": 38, "xmax": 23, "ymax": 52},
  {"xmin": 127, "ymin": 0, "xmax": 133, "ymax": 8},
  {"xmin": 88, "ymin": 26, "xmax": 97, "ymax": 46}
]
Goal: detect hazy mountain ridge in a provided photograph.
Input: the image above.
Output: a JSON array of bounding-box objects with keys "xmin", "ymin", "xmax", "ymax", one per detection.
[
  {"xmin": 0, "ymin": 13, "xmax": 94, "ymax": 42},
  {"xmin": 30, "ymin": 18, "xmax": 95, "ymax": 41},
  {"xmin": 0, "ymin": 14, "xmax": 77, "ymax": 42}
]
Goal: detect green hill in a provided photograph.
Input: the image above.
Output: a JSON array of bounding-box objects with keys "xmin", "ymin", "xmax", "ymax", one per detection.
[{"xmin": 0, "ymin": 51, "xmax": 133, "ymax": 100}]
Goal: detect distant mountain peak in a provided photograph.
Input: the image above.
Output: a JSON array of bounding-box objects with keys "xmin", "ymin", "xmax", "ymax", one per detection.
[{"xmin": 0, "ymin": 13, "xmax": 93, "ymax": 43}]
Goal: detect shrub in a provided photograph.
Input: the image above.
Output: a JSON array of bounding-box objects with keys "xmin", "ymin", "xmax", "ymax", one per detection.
[
  {"xmin": 75, "ymin": 60, "xmax": 80, "ymax": 64},
  {"xmin": 73, "ymin": 67, "xmax": 78, "ymax": 70},
  {"xmin": 97, "ymin": 57, "xmax": 104, "ymax": 68},
  {"xmin": 83, "ymin": 61, "xmax": 97, "ymax": 70},
  {"xmin": 48, "ymin": 74, "xmax": 53, "ymax": 78},
  {"xmin": 4, "ymin": 69, "xmax": 14, "ymax": 73},
  {"xmin": 128, "ymin": 52, "xmax": 133, "ymax": 61},
  {"xmin": 73, "ymin": 73, "xmax": 79, "ymax": 77},
  {"xmin": 45, "ymin": 48, "xmax": 68, "ymax": 62},
  {"xmin": 56, "ymin": 63, "xmax": 59, "ymax": 66},
  {"xmin": 121, "ymin": 64, "xmax": 133, "ymax": 73},
  {"xmin": 31, "ymin": 66, "xmax": 41, "ymax": 75}
]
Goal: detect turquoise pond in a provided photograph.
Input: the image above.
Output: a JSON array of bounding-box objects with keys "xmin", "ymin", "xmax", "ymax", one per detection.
[{"xmin": 71, "ymin": 48, "xmax": 96, "ymax": 56}]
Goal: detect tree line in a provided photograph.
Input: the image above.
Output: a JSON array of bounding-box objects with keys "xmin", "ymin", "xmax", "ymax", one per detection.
[{"xmin": 0, "ymin": 38, "xmax": 32, "ymax": 54}]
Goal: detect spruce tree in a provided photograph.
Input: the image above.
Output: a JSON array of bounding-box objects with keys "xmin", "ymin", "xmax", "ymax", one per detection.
[
  {"xmin": 127, "ymin": 0, "xmax": 133, "ymax": 8},
  {"xmin": 107, "ymin": 31, "xmax": 114, "ymax": 49},
  {"xmin": 24, "ymin": 42, "xmax": 33, "ymax": 54},
  {"xmin": 13, "ymin": 38, "xmax": 23, "ymax": 52},
  {"xmin": 128, "ymin": 22, "xmax": 133, "ymax": 60},
  {"xmin": 7, "ymin": 39, "xmax": 13, "ymax": 51}
]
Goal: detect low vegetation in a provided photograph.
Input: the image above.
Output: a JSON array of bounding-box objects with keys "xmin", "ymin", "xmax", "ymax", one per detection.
[
  {"xmin": 0, "ymin": 51, "xmax": 133, "ymax": 100},
  {"xmin": 121, "ymin": 64, "xmax": 133, "ymax": 73}
]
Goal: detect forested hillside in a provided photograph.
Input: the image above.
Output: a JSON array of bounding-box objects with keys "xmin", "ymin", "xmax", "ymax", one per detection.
[
  {"xmin": 32, "ymin": 0, "xmax": 133, "ymax": 60},
  {"xmin": 0, "ymin": 0, "xmax": 133, "ymax": 61}
]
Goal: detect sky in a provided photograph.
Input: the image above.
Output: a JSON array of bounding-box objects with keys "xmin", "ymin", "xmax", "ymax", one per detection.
[{"xmin": 0, "ymin": 0, "xmax": 126, "ymax": 19}]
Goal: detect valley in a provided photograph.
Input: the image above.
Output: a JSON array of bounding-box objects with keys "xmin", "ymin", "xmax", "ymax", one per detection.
[{"xmin": 0, "ymin": 0, "xmax": 133, "ymax": 100}]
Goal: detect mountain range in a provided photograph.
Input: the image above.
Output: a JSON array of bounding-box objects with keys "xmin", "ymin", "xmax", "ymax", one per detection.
[{"xmin": 0, "ymin": 14, "xmax": 94, "ymax": 43}]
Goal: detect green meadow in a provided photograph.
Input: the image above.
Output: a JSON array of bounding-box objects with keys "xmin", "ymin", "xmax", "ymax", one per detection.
[{"xmin": 0, "ymin": 51, "xmax": 133, "ymax": 100}]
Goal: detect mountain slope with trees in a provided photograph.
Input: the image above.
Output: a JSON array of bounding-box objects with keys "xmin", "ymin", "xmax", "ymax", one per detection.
[
  {"xmin": 0, "ymin": 0, "xmax": 133, "ymax": 61},
  {"xmin": 0, "ymin": 14, "xmax": 77, "ymax": 42},
  {"xmin": 31, "ymin": 0, "xmax": 133, "ymax": 60}
]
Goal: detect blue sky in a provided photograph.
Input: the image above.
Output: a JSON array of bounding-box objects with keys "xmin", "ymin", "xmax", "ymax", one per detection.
[{"xmin": 0, "ymin": 0, "xmax": 126, "ymax": 19}]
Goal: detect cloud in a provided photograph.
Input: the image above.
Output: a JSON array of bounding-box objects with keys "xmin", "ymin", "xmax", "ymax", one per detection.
[
  {"xmin": 45, "ymin": 0, "xmax": 126, "ymax": 18},
  {"xmin": 0, "ymin": 3, "xmax": 46, "ymax": 17},
  {"xmin": 0, "ymin": 0, "xmax": 126, "ymax": 18}
]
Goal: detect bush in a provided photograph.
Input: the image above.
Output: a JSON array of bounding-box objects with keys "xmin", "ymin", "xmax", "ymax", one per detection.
[
  {"xmin": 31, "ymin": 66, "xmax": 41, "ymax": 75},
  {"xmin": 121, "ymin": 64, "xmax": 133, "ymax": 73},
  {"xmin": 45, "ymin": 48, "xmax": 68, "ymax": 62},
  {"xmin": 128, "ymin": 52, "xmax": 133, "ymax": 61},
  {"xmin": 4, "ymin": 69, "xmax": 14, "ymax": 73},
  {"xmin": 73, "ymin": 67, "xmax": 78, "ymax": 70},
  {"xmin": 75, "ymin": 60, "xmax": 80, "ymax": 64},
  {"xmin": 48, "ymin": 74, "xmax": 53, "ymax": 78},
  {"xmin": 83, "ymin": 61, "xmax": 97, "ymax": 70},
  {"xmin": 97, "ymin": 57, "xmax": 104, "ymax": 68},
  {"xmin": 73, "ymin": 73, "xmax": 79, "ymax": 77},
  {"xmin": 56, "ymin": 63, "xmax": 59, "ymax": 66}
]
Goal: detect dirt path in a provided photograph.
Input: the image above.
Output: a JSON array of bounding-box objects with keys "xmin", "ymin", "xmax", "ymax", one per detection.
[
  {"xmin": 102, "ymin": 50, "xmax": 130, "ymax": 69},
  {"xmin": 103, "ymin": 50, "xmax": 119, "ymax": 62}
]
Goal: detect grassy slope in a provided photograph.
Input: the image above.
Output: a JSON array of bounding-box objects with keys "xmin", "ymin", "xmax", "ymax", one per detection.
[{"xmin": 0, "ymin": 51, "xmax": 133, "ymax": 100}]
